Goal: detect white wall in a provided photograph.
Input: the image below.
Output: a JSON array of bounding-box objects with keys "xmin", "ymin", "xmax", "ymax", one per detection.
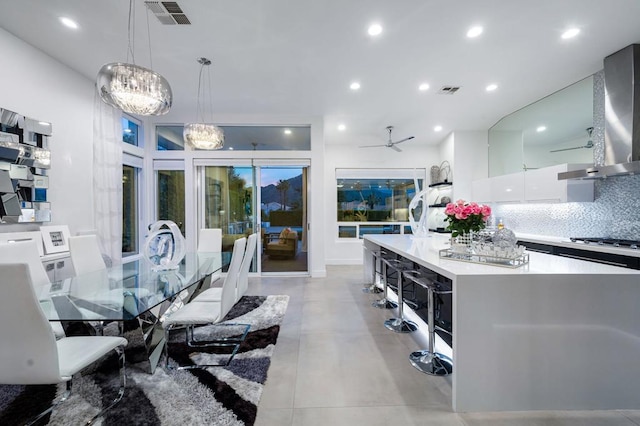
[
  {"xmin": 324, "ymin": 137, "xmax": 439, "ymax": 265},
  {"xmin": 0, "ymin": 27, "xmax": 95, "ymax": 236},
  {"xmin": 452, "ymin": 131, "xmax": 489, "ymax": 201}
]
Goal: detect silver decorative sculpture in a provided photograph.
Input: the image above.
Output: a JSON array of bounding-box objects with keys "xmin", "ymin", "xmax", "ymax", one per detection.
[{"xmin": 143, "ymin": 220, "xmax": 186, "ymax": 270}]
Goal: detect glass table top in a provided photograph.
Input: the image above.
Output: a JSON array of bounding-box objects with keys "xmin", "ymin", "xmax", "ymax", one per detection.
[{"xmin": 40, "ymin": 252, "xmax": 229, "ymax": 322}]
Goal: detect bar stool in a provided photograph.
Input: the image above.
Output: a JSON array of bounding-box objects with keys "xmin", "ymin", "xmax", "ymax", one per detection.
[
  {"xmin": 371, "ymin": 255, "xmax": 398, "ymax": 309},
  {"xmin": 403, "ymin": 270, "xmax": 453, "ymax": 376},
  {"xmin": 383, "ymin": 259, "xmax": 418, "ymax": 333},
  {"xmin": 362, "ymin": 246, "xmax": 384, "ymax": 294}
]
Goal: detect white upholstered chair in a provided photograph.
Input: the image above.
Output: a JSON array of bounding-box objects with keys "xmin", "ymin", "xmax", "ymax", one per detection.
[
  {"xmin": 235, "ymin": 232, "xmax": 257, "ymax": 302},
  {"xmin": 163, "ymin": 237, "xmax": 250, "ymax": 369},
  {"xmin": 193, "ymin": 232, "xmax": 253, "ymax": 303},
  {"xmin": 0, "ymin": 240, "xmax": 65, "ymax": 339},
  {"xmin": 197, "ymin": 228, "xmax": 222, "ymax": 288},
  {"xmin": 68, "ymin": 234, "xmax": 106, "ymax": 275},
  {"xmin": 0, "ymin": 263, "xmax": 127, "ymax": 425}
]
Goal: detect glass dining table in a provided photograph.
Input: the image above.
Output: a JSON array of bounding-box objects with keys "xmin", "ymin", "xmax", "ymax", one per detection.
[{"xmin": 39, "ymin": 252, "xmax": 230, "ymax": 373}]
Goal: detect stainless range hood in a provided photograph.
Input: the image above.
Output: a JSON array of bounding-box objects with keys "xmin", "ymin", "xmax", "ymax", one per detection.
[{"xmin": 559, "ymin": 44, "xmax": 640, "ymax": 180}]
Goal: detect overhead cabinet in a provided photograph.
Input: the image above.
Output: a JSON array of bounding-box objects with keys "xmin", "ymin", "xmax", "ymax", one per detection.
[{"xmin": 472, "ymin": 164, "xmax": 594, "ymax": 204}]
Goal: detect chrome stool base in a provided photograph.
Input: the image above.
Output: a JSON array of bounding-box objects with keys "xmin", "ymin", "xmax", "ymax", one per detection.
[
  {"xmin": 372, "ymin": 298, "xmax": 398, "ymax": 309},
  {"xmin": 409, "ymin": 350, "xmax": 453, "ymax": 376},
  {"xmin": 384, "ymin": 317, "xmax": 418, "ymax": 333}
]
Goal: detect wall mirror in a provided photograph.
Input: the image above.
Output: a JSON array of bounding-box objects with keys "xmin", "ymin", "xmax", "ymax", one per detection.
[
  {"xmin": 488, "ymin": 75, "xmax": 594, "ymax": 177},
  {"xmin": 0, "ymin": 107, "xmax": 51, "ymax": 223}
]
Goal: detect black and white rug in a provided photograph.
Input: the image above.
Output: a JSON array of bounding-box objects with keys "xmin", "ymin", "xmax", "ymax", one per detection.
[{"xmin": 0, "ymin": 295, "xmax": 289, "ymax": 426}]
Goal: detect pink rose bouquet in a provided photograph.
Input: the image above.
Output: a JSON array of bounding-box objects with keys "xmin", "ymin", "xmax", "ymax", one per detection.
[{"xmin": 444, "ymin": 199, "xmax": 492, "ymax": 237}]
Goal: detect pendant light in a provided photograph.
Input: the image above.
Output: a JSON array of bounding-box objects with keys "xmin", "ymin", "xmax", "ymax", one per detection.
[
  {"xmin": 96, "ymin": 0, "xmax": 172, "ymax": 116},
  {"xmin": 183, "ymin": 57, "xmax": 224, "ymax": 150}
]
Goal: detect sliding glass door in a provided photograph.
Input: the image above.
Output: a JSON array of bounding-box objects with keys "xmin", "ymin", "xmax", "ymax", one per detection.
[
  {"xmin": 199, "ymin": 164, "xmax": 255, "ymax": 272},
  {"xmin": 196, "ymin": 162, "xmax": 309, "ymax": 274},
  {"xmin": 259, "ymin": 166, "xmax": 308, "ymax": 273}
]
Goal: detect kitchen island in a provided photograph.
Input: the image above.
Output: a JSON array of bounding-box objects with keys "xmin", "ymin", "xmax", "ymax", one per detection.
[{"xmin": 364, "ymin": 233, "xmax": 640, "ymax": 412}]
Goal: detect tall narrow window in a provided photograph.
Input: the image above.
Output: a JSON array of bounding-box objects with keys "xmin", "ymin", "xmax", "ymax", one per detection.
[
  {"xmin": 157, "ymin": 170, "xmax": 185, "ymax": 235},
  {"xmin": 122, "ymin": 116, "xmax": 140, "ymax": 146},
  {"xmin": 122, "ymin": 164, "xmax": 139, "ymax": 256}
]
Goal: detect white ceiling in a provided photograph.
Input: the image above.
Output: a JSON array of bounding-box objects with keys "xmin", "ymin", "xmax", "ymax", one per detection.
[{"xmin": 0, "ymin": 0, "xmax": 639, "ymax": 148}]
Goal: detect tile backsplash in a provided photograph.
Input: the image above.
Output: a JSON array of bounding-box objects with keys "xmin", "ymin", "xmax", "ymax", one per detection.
[{"xmin": 491, "ymin": 174, "xmax": 640, "ymax": 239}]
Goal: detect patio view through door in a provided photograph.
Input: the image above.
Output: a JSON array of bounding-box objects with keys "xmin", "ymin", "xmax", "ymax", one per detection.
[
  {"xmin": 198, "ymin": 163, "xmax": 308, "ymax": 274},
  {"xmin": 200, "ymin": 164, "xmax": 256, "ymax": 272},
  {"xmin": 259, "ymin": 166, "xmax": 308, "ymax": 273}
]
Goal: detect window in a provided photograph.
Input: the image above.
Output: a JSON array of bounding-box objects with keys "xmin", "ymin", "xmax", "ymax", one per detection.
[
  {"xmin": 337, "ymin": 178, "xmax": 419, "ymax": 222},
  {"xmin": 122, "ymin": 116, "xmax": 140, "ymax": 146},
  {"xmin": 156, "ymin": 124, "xmax": 311, "ymax": 151},
  {"xmin": 157, "ymin": 169, "xmax": 185, "ymax": 235},
  {"xmin": 156, "ymin": 125, "xmax": 185, "ymax": 151},
  {"xmin": 336, "ymin": 169, "xmax": 425, "ymax": 238},
  {"xmin": 122, "ymin": 164, "xmax": 139, "ymax": 256}
]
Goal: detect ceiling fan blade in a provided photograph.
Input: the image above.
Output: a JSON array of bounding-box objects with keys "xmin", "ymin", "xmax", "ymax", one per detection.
[
  {"xmin": 390, "ymin": 144, "xmax": 402, "ymax": 152},
  {"xmin": 549, "ymin": 145, "xmax": 587, "ymax": 153},
  {"xmin": 359, "ymin": 144, "xmax": 387, "ymax": 148},
  {"xmin": 392, "ymin": 136, "xmax": 415, "ymax": 145}
]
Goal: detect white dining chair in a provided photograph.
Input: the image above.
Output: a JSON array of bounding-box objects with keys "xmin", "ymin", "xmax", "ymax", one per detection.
[
  {"xmin": 163, "ymin": 237, "xmax": 250, "ymax": 369},
  {"xmin": 68, "ymin": 234, "xmax": 107, "ymax": 275},
  {"xmin": 197, "ymin": 228, "xmax": 222, "ymax": 288},
  {"xmin": 0, "ymin": 263, "xmax": 128, "ymax": 425},
  {"xmin": 0, "ymin": 240, "xmax": 65, "ymax": 339},
  {"xmin": 192, "ymin": 232, "xmax": 249, "ymax": 303},
  {"xmin": 235, "ymin": 232, "xmax": 257, "ymax": 302}
]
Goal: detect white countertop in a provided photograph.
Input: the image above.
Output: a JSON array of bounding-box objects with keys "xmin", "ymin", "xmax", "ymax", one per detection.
[
  {"xmin": 516, "ymin": 232, "xmax": 640, "ymax": 258},
  {"xmin": 364, "ymin": 233, "xmax": 640, "ymax": 278}
]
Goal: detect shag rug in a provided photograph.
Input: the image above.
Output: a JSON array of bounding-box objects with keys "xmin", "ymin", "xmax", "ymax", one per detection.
[{"xmin": 0, "ymin": 295, "xmax": 289, "ymax": 426}]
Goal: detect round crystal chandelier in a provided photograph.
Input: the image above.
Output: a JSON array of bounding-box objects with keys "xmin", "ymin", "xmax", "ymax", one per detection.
[
  {"xmin": 183, "ymin": 57, "xmax": 224, "ymax": 150},
  {"xmin": 96, "ymin": 0, "xmax": 172, "ymax": 116},
  {"xmin": 97, "ymin": 63, "xmax": 172, "ymax": 116}
]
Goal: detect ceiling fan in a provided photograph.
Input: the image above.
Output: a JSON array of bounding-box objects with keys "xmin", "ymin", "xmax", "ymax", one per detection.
[
  {"xmin": 550, "ymin": 127, "xmax": 594, "ymax": 152},
  {"xmin": 359, "ymin": 126, "xmax": 415, "ymax": 152}
]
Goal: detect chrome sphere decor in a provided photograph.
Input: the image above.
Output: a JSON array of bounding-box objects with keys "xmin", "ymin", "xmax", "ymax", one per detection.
[
  {"xmin": 143, "ymin": 220, "xmax": 186, "ymax": 270},
  {"xmin": 183, "ymin": 122, "xmax": 224, "ymax": 150},
  {"xmin": 97, "ymin": 62, "xmax": 172, "ymax": 116}
]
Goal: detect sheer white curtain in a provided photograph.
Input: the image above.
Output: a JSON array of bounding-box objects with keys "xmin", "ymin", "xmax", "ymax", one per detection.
[{"xmin": 92, "ymin": 93, "xmax": 123, "ymax": 264}]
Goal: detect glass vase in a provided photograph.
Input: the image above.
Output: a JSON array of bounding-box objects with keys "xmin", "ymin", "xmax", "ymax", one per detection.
[{"xmin": 451, "ymin": 232, "xmax": 473, "ymax": 253}]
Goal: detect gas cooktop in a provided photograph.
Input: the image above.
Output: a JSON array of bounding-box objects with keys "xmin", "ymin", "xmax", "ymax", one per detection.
[{"xmin": 570, "ymin": 237, "xmax": 640, "ymax": 249}]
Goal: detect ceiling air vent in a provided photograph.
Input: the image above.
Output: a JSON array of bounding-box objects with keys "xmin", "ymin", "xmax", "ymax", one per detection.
[
  {"xmin": 438, "ymin": 86, "xmax": 461, "ymax": 94},
  {"xmin": 144, "ymin": 1, "xmax": 191, "ymax": 25}
]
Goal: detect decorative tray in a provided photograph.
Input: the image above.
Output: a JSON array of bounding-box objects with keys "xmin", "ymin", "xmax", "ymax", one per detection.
[{"xmin": 439, "ymin": 248, "xmax": 530, "ymax": 268}]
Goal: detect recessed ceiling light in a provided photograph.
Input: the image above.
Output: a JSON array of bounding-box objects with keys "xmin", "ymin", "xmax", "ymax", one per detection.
[
  {"xmin": 486, "ymin": 83, "xmax": 498, "ymax": 92},
  {"xmin": 561, "ymin": 28, "xmax": 580, "ymax": 39},
  {"xmin": 418, "ymin": 83, "xmax": 430, "ymax": 91},
  {"xmin": 350, "ymin": 82, "xmax": 361, "ymax": 90},
  {"xmin": 284, "ymin": 128, "xmax": 292, "ymax": 135},
  {"xmin": 537, "ymin": 126, "xmax": 547, "ymax": 132},
  {"xmin": 467, "ymin": 26, "xmax": 483, "ymax": 38},
  {"xmin": 434, "ymin": 125, "xmax": 443, "ymax": 132},
  {"xmin": 228, "ymin": 147, "xmax": 234, "ymax": 150},
  {"xmin": 368, "ymin": 23, "xmax": 383, "ymax": 36},
  {"xmin": 59, "ymin": 17, "xmax": 79, "ymax": 30},
  {"xmin": 338, "ymin": 124, "xmax": 346, "ymax": 131}
]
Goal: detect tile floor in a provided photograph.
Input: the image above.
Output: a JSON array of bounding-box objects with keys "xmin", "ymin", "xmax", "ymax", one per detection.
[{"xmin": 249, "ymin": 265, "xmax": 640, "ymax": 426}]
